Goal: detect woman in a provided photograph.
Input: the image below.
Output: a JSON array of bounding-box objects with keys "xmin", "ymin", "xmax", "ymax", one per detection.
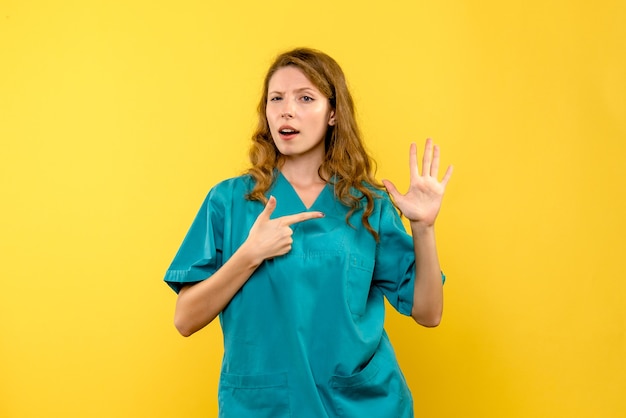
[{"xmin": 164, "ymin": 48, "xmax": 452, "ymax": 417}]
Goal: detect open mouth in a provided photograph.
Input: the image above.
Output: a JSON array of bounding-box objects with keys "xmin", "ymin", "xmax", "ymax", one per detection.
[{"xmin": 278, "ymin": 126, "xmax": 300, "ymax": 139}]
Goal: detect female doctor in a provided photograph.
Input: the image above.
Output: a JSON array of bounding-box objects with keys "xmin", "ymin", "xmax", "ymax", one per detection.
[{"xmin": 164, "ymin": 48, "xmax": 453, "ymax": 417}]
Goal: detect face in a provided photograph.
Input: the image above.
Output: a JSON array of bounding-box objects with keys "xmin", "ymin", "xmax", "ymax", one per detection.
[{"xmin": 266, "ymin": 66, "xmax": 335, "ymax": 163}]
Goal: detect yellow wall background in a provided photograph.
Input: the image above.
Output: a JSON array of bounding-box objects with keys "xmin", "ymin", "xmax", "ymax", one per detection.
[{"xmin": 1, "ymin": 1, "xmax": 624, "ymax": 417}]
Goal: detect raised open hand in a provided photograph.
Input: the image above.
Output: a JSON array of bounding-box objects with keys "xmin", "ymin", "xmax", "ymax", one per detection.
[
  {"xmin": 382, "ymin": 139, "xmax": 453, "ymax": 227},
  {"xmin": 246, "ymin": 196, "xmax": 324, "ymax": 262}
]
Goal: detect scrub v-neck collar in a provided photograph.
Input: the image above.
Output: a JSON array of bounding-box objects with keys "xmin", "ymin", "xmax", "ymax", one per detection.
[{"xmin": 274, "ymin": 170, "xmax": 331, "ymax": 211}]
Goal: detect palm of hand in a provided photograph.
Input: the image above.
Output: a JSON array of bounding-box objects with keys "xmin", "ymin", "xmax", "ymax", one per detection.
[{"xmin": 383, "ymin": 140, "xmax": 453, "ymax": 227}]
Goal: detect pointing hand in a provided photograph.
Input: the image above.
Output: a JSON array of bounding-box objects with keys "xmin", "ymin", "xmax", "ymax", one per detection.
[{"xmin": 246, "ymin": 196, "xmax": 324, "ymax": 262}]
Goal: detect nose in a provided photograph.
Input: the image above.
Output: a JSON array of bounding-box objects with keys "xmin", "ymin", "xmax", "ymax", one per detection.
[{"xmin": 280, "ymin": 98, "xmax": 295, "ymax": 118}]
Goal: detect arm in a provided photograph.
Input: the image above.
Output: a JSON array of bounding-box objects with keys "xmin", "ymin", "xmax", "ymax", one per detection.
[
  {"xmin": 174, "ymin": 241, "xmax": 261, "ymax": 337},
  {"xmin": 173, "ymin": 196, "xmax": 324, "ymax": 337},
  {"xmin": 409, "ymin": 222, "xmax": 443, "ymax": 327},
  {"xmin": 382, "ymin": 139, "xmax": 453, "ymax": 327}
]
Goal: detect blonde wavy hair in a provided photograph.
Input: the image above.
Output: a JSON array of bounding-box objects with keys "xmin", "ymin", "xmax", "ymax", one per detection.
[{"xmin": 246, "ymin": 48, "xmax": 384, "ymax": 240}]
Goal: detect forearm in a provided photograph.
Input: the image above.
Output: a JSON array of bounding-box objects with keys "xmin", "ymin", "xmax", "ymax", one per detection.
[
  {"xmin": 172, "ymin": 196, "xmax": 324, "ymax": 337},
  {"xmin": 174, "ymin": 242, "xmax": 261, "ymax": 337},
  {"xmin": 410, "ymin": 222, "xmax": 444, "ymax": 327}
]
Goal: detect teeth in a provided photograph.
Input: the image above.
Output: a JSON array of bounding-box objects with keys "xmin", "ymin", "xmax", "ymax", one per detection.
[{"xmin": 281, "ymin": 129, "xmax": 296, "ymax": 133}]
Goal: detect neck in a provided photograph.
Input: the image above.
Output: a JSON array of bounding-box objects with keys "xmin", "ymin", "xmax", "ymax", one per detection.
[{"xmin": 279, "ymin": 157, "xmax": 326, "ymax": 186}]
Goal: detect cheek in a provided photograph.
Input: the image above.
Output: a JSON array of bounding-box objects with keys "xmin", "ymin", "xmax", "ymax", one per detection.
[
  {"xmin": 308, "ymin": 105, "xmax": 330, "ymax": 124},
  {"xmin": 265, "ymin": 109, "xmax": 277, "ymax": 129}
]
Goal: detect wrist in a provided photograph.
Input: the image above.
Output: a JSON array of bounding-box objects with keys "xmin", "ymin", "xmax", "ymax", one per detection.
[
  {"xmin": 236, "ymin": 240, "xmax": 264, "ymax": 270},
  {"xmin": 409, "ymin": 221, "xmax": 435, "ymax": 236}
]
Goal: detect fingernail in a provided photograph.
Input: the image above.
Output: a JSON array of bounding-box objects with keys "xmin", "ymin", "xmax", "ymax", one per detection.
[{"xmin": 319, "ymin": 212, "xmax": 325, "ymax": 217}]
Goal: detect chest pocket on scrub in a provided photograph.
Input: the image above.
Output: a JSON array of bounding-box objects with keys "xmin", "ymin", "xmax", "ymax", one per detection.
[{"xmin": 346, "ymin": 255, "xmax": 375, "ymax": 316}]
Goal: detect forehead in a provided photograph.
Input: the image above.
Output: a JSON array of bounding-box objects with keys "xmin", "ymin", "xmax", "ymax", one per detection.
[{"xmin": 268, "ymin": 66, "xmax": 320, "ymax": 92}]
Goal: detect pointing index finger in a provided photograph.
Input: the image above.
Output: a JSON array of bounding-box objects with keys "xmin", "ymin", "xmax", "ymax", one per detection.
[{"xmin": 280, "ymin": 211, "xmax": 325, "ymax": 226}]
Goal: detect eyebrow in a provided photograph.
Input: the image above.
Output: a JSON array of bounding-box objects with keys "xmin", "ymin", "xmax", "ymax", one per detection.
[{"xmin": 268, "ymin": 87, "xmax": 319, "ymax": 95}]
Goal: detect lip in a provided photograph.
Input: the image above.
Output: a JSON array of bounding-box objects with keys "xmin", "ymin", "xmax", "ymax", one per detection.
[{"xmin": 278, "ymin": 124, "xmax": 299, "ymax": 140}]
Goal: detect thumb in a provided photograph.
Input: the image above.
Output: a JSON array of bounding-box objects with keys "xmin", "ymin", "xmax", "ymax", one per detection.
[
  {"xmin": 382, "ymin": 179, "xmax": 400, "ymax": 199},
  {"xmin": 258, "ymin": 195, "xmax": 277, "ymax": 221}
]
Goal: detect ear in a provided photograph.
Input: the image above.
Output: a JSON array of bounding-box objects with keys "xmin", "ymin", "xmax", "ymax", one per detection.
[{"xmin": 328, "ymin": 110, "xmax": 336, "ymax": 126}]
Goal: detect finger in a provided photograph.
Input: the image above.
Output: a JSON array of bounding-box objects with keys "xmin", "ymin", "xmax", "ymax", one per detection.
[
  {"xmin": 441, "ymin": 165, "xmax": 453, "ymax": 188},
  {"xmin": 382, "ymin": 179, "xmax": 401, "ymax": 200},
  {"xmin": 409, "ymin": 143, "xmax": 419, "ymax": 180},
  {"xmin": 422, "ymin": 138, "xmax": 433, "ymax": 176},
  {"xmin": 258, "ymin": 195, "xmax": 277, "ymax": 221},
  {"xmin": 281, "ymin": 211, "xmax": 325, "ymax": 226},
  {"xmin": 431, "ymin": 144, "xmax": 441, "ymax": 178}
]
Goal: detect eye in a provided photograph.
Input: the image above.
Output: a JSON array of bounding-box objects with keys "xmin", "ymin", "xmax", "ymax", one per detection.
[
  {"xmin": 269, "ymin": 96, "xmax": 282, "ymax": 102},
  {"xmin": 301, "ymin": 96, "xmax": 314, "ymax": 102}
]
